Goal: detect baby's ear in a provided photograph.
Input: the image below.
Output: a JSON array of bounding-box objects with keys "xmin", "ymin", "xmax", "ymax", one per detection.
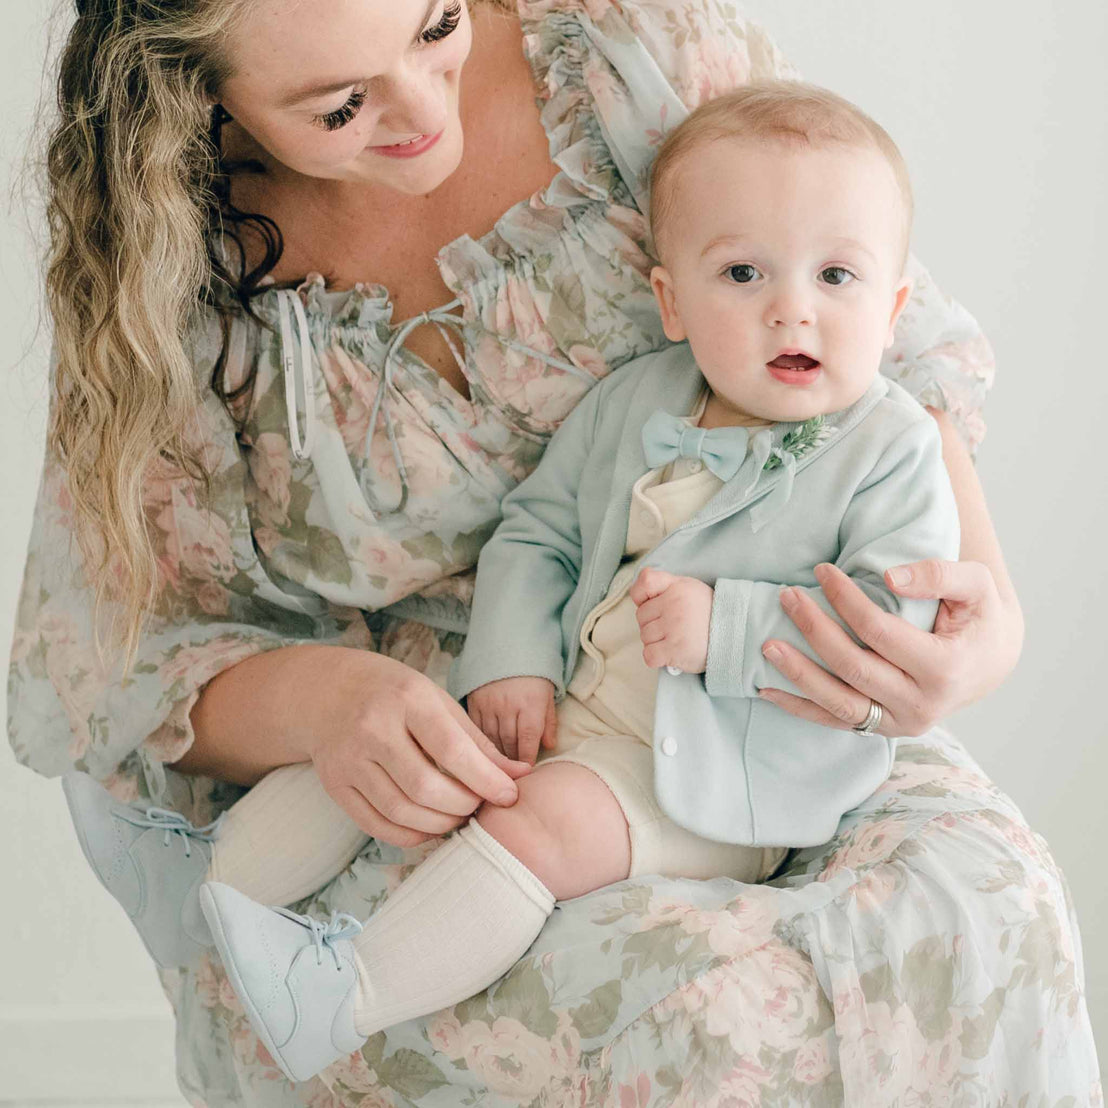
[
  {"xmin": 650, "ymin": 266, "xmax": 686, "ymax": 342},
  {"xmin": 885, "ymin": 277, "xmax": 914, "ymax": 348}
]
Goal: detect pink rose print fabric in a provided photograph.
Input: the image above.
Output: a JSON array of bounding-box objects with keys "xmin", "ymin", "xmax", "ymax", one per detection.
[{"xmin": 9, "ymin": 0, "xmax": 1097, "ymax": 1101}]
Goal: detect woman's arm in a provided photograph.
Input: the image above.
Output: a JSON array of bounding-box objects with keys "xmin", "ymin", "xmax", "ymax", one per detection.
[
  {"xmin": 172, "ymin": 643, "xmax": 534, "ymax": 846},
  {"xmin": 174, "ymin": 644, "xmax": 349, "ymax": 784},
  {"xmin": 927, "ymin": 407, "xmax": 1020, "ymax": 618},
  {"xmin": 756, "ymin": 408, "xmax": 1023, "ymax": 736}
]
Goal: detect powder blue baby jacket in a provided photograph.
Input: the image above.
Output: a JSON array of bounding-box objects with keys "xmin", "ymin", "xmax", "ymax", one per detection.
[{"xmin": 450, "ymin": 343, "xmax": 960, "ymax": 848}]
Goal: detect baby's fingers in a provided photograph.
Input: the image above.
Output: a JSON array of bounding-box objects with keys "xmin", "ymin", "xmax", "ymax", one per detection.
[
  {"xmin": 540, "ymin": 692, "xmax": 559, "ymax": 752},
  {"xmin": 629, "ymin": 566, "xmax": 677, "ymax": 606},
  {"xmin": 516, "ymin": 698, "xmax": 549, "ymax": 765}
]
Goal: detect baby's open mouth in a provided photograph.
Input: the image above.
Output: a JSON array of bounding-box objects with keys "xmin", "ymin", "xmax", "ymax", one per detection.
[{"xmin": 767, "ymin": 354, "xmax": 820, "ymax": 370}]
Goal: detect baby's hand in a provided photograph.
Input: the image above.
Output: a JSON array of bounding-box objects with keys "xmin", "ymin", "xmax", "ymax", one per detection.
[
  {"xmin": 629, "ymin": 567, "xmax": 714, "ymax": 674},
  {"xmin": 466, "ymin": 677, "xmax": 558, "ymax": 765}
]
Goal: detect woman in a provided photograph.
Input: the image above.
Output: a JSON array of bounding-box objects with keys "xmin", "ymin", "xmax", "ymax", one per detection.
[{"xmin": 11, "ymin": 0, "xmax": 1095, "ymax": 1101}]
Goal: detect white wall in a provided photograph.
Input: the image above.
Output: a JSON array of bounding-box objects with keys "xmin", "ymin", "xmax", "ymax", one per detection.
[{"xmin": 1, "ymin": 0, "xmax": 1104, "ymax": 1100}]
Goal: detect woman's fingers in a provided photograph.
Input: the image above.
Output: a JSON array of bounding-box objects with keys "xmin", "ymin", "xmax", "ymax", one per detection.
[
  {"xmin": 760, "ymin": 640, "xmax": 883, "ymax": 732},
  {"xmin": 883, "ymin": 558, "xmax": 995, "ymax": 605},
  {"xmin": 350, "ymin": 762, "xmax": 464, "ymax": 835},
  {"xmin": 757, "ymin": 687, "xmax": 876, "ymax": 733},
  {"xmin": 807, "ymin": 565, "xmax": 941, "ymax": 675},
  {"xmin": 411, "ymin": 693, "xmax": 532, "ymax": 807},
  {"xmin": 330, "ymin": 780, "xmax": 445, "ymax": 847},
  {"xmin": 384, "ymin": 735, "xmax": 487, "ymax": 818}
]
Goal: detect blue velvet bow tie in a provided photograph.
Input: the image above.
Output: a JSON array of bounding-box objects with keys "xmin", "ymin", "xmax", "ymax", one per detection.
[{"xmin": 641, "ymin": 409, "xmax": 752, "ymax": 481}]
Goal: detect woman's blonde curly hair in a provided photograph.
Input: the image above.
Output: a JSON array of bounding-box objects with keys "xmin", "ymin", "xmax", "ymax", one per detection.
[{"xmin": 43, "ymin": 0, "xmax": 509, "ymax": 672}]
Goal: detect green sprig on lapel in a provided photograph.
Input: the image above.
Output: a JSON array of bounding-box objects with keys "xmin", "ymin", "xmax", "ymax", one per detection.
[{"xmin": 762, "ymin": 415, "xmax": 838, "ymax": 471}]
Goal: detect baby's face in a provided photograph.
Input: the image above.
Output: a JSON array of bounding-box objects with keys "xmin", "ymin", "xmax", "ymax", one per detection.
[{"xmin": 650, "ymin": 137, "xmax": 913, "ymax": 426}]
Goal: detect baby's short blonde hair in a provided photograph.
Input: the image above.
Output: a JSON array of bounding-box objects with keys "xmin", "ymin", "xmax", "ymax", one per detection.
[{"xmin": 648, "ymin": 81, "xmax": 914, "ymax": 273}]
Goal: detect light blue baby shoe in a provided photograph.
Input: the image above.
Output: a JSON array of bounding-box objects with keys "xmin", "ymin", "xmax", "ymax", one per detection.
[
  {"xmin": 61, "ymin": 770, "xmax": 222, "ymax": 969},
  {"xmin": 199, "ymin": 881, "xmax": 367, "ymax": 1083}
]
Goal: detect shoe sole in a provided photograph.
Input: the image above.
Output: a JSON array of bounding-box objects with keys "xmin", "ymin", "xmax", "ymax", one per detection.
[{"xmin": 199, "ymin": 885, "xmax": 302, "ymax": 1084}]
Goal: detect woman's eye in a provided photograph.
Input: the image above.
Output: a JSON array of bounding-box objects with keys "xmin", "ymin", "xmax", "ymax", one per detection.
[
  {"xmin": 314, "ymin": 89, "xmax": 367, "ymax": 132},
  {"xmin": 725, "ymin": 264, "xmax": 760, "ymax": 284},
  {"xmin": 311, "ymin": 1, "xmax": 462, "ymax": 132},
  {"xmin": 420, "ymin": 0, "xmax": 463, "ymax": 43},
  {"xmin": 820, "ymin": 266, "xmax": 855, "ymax": 286}
]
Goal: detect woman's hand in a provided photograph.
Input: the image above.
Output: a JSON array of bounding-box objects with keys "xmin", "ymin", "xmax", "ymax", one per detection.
[
  {"xmin": 180, "ymin": 644, "xmax": 535, "ymax": 849},
  {"xmin": 757, "ymin": 559, "xmax": 1024, "ymax": 736},
  {"xmin": 466, "ymin": 676, "xmax": 558, "ymax": 765},
  {"xmin": 308, "ymin": 651, "xmax": 536, "ymax": 847}
]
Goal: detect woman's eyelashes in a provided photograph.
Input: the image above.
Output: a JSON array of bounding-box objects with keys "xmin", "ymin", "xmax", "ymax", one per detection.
[
  {"xmin": 420, "ymin": 0, "xmax": 463, "ymax": 42},
  {"xmin": 316, "ymin": 89, "xmax": 368, "ymax": 132},
  {"xmin": 721, "ymin": 264, "xmax": 858, "ymax": 286},
  {"xmin": 311, "ymin": 0, "xmax": 464, "ymax": 132}
]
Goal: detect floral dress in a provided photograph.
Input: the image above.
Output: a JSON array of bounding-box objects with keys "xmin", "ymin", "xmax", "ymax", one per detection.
[{"xmin": 8, "ymin": 0, "xmax": 1099, "ymax": 1103}]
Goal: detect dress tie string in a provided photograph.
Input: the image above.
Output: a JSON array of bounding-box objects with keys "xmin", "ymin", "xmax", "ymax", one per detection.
[
  {"xmin": 280, "ymin": 292, "xmax": 599, "ymax": 516},
  {"xmin": 278, "ymin": 290, "xmax": 316, "ymax": 461}
]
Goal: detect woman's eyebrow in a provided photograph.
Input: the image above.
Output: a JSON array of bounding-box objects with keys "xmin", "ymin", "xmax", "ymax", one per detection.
[{"xmin": 276, "ymin": 0, "xmax": 439, "ymax": 108}]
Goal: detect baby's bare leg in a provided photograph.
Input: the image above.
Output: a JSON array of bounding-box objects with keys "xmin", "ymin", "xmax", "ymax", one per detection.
[{"xmin": 475, "ymin": 762, "xmax": 631, "ymax": 900}]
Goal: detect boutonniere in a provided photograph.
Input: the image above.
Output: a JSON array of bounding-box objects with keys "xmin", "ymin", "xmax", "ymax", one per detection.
[{"xmin": 762, "ymin": 416, "xmax": 838, "ymax": 471}]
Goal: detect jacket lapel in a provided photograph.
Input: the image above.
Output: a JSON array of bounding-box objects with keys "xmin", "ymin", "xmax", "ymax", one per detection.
[{"xmin": 675, "ymin": 373, "xmax": 891, "ymax": 535}]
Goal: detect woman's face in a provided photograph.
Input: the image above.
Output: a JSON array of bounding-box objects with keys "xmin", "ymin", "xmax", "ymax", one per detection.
[{"xmin": 217, "ymin": 0, "xmax": 473, "ymax": 194}]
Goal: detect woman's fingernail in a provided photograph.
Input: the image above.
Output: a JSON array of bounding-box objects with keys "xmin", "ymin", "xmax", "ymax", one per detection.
[
  {"xmin": 498, "ymin": 788, "xmax": 518, "ymax": 804},
  {"xmin": 763, "ymin": 644, "xmax": 783, "ymax": 663},
  {"xmin": 887, "ymin": 567, "xmax": 912, "ymax": 587},
  {"xmin": 779, "ymin": 587, "xmax": 797, "ymax": 609}
]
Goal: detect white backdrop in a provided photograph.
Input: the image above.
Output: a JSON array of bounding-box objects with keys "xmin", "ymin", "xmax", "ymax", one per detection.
[{"xmin": 1, "ymin": 1, "xmax": 1104, "ymax": 1102}]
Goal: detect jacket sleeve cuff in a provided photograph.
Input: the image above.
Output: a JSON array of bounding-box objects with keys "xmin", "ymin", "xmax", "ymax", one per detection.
[
  {"xmin": 704, "ymin": 577, "xmax": 753, "ymax": 698},
  {"xmin": 448, "ymin": 650, "xmax": 566, "ymax": 704}
]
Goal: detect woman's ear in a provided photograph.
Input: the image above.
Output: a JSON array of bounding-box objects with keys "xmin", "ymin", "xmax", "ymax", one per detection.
[
  {"xmin": 650, "ymin": 266, "xmax": 686, "ymax": 342},
  {"xmin": 885, "ymin": 277, "xmax": 914, "ymax": 348}
]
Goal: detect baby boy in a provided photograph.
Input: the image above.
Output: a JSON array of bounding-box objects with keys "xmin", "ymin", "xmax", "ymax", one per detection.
[{"xmin": 453, "ymin": 78, "xmax": 959, "ymax": 868}]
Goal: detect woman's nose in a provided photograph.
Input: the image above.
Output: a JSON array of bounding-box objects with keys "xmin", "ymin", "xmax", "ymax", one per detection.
[{"xmin": 375, "ymin": 66, "xmax": 447, "ymax": 138}]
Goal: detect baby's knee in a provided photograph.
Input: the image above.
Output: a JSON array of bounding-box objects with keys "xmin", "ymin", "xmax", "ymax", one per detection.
[
  {"xmin": 474, "ymin": 764, "xmax": 630, "ymax": 900},
  {"xmin": 475, "ymin": 789, "xmax": 567, "ymax": 897}
]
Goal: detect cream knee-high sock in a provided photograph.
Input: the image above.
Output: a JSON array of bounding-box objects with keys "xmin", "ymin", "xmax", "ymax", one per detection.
[
  {"xmin": 206, "ymin": 763, "xmax": 369, "ymax": 906},
  {"xmin": 351, "ymin": 817, "xmax": 556, "ymax": 1037}
]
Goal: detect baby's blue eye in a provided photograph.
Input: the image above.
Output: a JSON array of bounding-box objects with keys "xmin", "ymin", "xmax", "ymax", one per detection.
[
  {"xmin": 725, "ymin": 264, "xmax": 759, "ymax": 284},
  {"xmin": 821, "ymin": 267, "xmax": 854, "ymax": 286}
]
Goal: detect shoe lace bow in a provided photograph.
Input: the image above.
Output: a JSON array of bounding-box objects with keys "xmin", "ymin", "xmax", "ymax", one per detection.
[
  {"xmin": 113, "ymin": 806, "xmax": 226, "ymax": 858},
  {"xmin": 272, "ymin": 907, "xmax": 364, "ymax": 970}
]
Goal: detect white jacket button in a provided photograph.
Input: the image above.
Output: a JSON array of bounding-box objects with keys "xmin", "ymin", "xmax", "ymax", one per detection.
[{"xmin": 660, "ymin": 736, "xmax": 678, "ymax": 756}]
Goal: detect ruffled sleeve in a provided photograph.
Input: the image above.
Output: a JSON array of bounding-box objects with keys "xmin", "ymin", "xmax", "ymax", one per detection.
[
  {"xmin": 520, "ymin": 0, "xmax": 995, "ymax": 452},
  {"xmin": 6, "ymin": 314, "xmax": 372, "ymax": 803}
]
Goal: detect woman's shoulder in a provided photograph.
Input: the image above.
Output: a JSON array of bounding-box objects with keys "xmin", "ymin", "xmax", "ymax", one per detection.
[
  {"xmin": 525, "ymin": 0, "xmax": 796, "ymax": 105},
  {"xmin": 519, "ymin": 0, "xmax": 797, "ymax": 211}
]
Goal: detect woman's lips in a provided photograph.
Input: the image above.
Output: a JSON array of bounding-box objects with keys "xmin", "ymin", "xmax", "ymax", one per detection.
[
  {"xmin": 766, "ymin": 353, "xmax": 821, "ymax": 385},
  {"xmin": 370, "ymin": 130, "xmax": 444, "ymax": 159}
]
